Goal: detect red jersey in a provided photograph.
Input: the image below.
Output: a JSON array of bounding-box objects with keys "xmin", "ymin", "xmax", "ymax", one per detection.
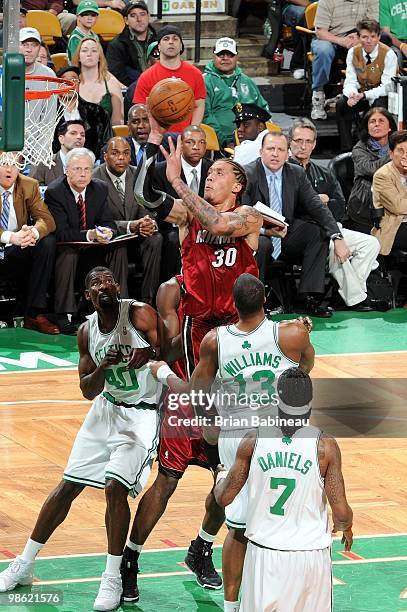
[
  {"xmin": 133, "ymin": 61, "xmax": 206, "ymax": 133},
  {"xmin": 181, "ymin": 215, "xmax": 258, "ymax": 322}
]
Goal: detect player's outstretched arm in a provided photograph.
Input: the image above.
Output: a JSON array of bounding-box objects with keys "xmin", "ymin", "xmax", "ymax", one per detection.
[
  {"xmin": 322, "ymin": 435, "xmax": 353, "ymax": 550},
  {"xmin": 155, "ymin": 278, "xmax": 183, "ymax": 364},
  {"xmin": 214, "ymin": 431, "xmax": 257, "ymax": 507},
  {"xmin": 161, "ymin": 137, "xmax": 263, "ymax": 237},
  {"xmin": 77, "ymin": 322, "xmax": 122, "ymax": 400}
]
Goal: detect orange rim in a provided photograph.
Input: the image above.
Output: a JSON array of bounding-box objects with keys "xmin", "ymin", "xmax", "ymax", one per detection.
[{"xmin": 24, "ymin": 75, "xmax": 77, "ymax": 100}]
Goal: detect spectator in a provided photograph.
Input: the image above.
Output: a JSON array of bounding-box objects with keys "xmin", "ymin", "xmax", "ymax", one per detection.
[
  {"xmin": 372, "ymin": 130, "xmax": 407, "ymax": 254},
  {"xmin": 203, "ymin": 37, "xmax": 270, "ymax": 147},
  {"xmin": 44, "ymin": 147, "xmax": 127, "ymax": 333},
  {"xmin": 37, "ymin": 42, "xmax": 52, "ymax": 67},
  {"xmin": 106, "ymin": 0, "xmax": 157, "ymax": 87},
  {"xmin": 380, "ymin": 0, "xmax": 407, "ymax": 67},
  {"xmin": 153, "ymin": 125, "xmax": 213, "ymax": 281},
  {"xmin": 73, "ymin": 37, "xmax": 124, "ymax": 125},
  {"xmin": 125, "ymin": 103, "xmax": 150, "ymax": 166},
  {"xmin": 336, "ymin": 19, "xmax": 397, "ymax": 152},
  {"xmin": 93, "ymin": 136, "xmax": 162, "ymax": 303},
  {"xmin": 146, "ymin": 40, "xmax": 159, "ymax": 66},
  {"xmin": 58, "ymin": 0, "xmax": 126, "ymax": 38},
  {"xmin": 53, "ymin": 65, "xmax": 113, "ymax": 158},
  {"xmin": 0, "ymin": 160, "xmax": 58, "ymax": 334},
  {"xmin": 243, "ymin": 131, "xmax": 346, "ymax": 316},
  {"xmin": 281, "ymin": 0, "xmax": 307, "ymax": 78},
  {"xmin": 67, "ymin": 0, "xmax": 99, "ymax": 61},
  {"xmin": 289, "ymin": 117, "xmax": 380, "ymax": 310},
  {"xmin": 31, "ymin": 120, "xmax": 86, "ymax": 185},
  {"xmin": 133, "ymin": 25, "xmax": 206, "ymax": 133},
  {"xmin": 22, "ymin": 0, "xmax": 62, "ymax": 16},
  {"xmin": 233, "ymin": 102, "xmax": 272, "ymax": 165},
  {"xmin": 310, "ymin": 0, "xmax": 378, "ymax": 120},
  {"xmin": 348, "ymin": 107, "xmax": 397, "ymax": 234}
]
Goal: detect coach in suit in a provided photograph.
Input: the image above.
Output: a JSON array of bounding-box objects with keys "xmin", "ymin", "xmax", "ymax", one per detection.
[
  {"xmin": 93, "ymin": 137, "xmax": 162, "ymax": 304},
  {"xmin": 244, "ymin": 131, "xmax": 351, "ymax": 317},
  {"xmin": 0, "ymin": 165, "xmax": 58, "ymax": 334},
  {"xmin": 31, "ymin": 120, "xmax": 86, "ymax": 186},
  {"xmin": 45, "ymin": 147, "xmax": 127, "ymax": 332},
  {"xmin": 153, "ymin": 124, "xmax": 213, "ymax": 280}
]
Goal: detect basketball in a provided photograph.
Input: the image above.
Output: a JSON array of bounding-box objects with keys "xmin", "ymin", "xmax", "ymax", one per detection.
[{"xmin": 148, "ymin": 78, "xmax": 195, "ymax": 127}]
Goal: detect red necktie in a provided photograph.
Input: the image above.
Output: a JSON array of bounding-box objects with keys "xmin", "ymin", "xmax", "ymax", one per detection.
[{"xmin": 77, "ymin": 194, "xmax": 86, "ymax": 230}]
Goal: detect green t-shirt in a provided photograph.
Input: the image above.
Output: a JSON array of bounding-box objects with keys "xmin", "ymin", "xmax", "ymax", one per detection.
[
  {"xmin": 67, "ymin": 27, "xmax": 99, "ymax": 61},
  {"xmin": 379, "ymin": 0, "xmax": 407, "ymax": 40}
]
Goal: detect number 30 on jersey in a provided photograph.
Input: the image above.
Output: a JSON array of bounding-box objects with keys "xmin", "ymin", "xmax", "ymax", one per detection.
[{"xmin": 212, "ymin": 247, "xmax": 237, "ymax": 268}]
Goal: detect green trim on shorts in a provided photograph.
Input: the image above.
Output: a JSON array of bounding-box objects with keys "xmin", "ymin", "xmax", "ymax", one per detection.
[
  {"xmin": 226, "ymin": 519, "xmax": 246, "ymax": 529},
  {"xmin": 63, "ymin": 474, "xmax": 105, "ymax": 488},
  {"xmin": 102, "ymin": 392, "xmax": 157, "ymax": 410},
  {"xmin": 105, "ymin": 471, "xmax": 132, "ymax": 490}
]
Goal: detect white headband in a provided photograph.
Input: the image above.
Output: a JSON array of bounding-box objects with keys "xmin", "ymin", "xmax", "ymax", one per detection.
[{"xmin": 278, "ymin": 398, "xmax": 312, "ymax": 416}]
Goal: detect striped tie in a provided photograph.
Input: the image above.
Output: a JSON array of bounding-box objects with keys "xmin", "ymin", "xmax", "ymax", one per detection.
[
  {"xmin": 268, "ymin": 174, "xmax": 282, "ymax": 259},
  {"xmin": 77, "ymin": 194, "xmax": 86, "ymax": 230},
  {"xmin": 0, "ymin": 191, "xmax": 11, "ymax": 260}
]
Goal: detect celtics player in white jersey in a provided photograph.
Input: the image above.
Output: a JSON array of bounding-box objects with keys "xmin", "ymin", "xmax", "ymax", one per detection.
[
  {"xmin": 215, "ymin": 367, "xmax": 353, "ymax": 612},
  {"xmin": 149, "ymin": 273, "xmax": 314, "ymax": 612},
  {"xmin": 0, "ymin": 267, "xmax": 161, "ymax": 612}
]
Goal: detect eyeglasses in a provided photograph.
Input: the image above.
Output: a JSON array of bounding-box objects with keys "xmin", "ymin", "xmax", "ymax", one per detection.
[{"xmin": 291, "ymin": 138, "xmax": 315, "ymax": 146}]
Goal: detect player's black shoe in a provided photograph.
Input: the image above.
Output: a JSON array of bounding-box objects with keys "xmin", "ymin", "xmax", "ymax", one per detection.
[
  {"xmin": 120, "ymin": 549, "xmax": 140, "ymax": 602},
  {"xmin": 184, "ymin": 540, "xmax": 222, "ymax": 589}
]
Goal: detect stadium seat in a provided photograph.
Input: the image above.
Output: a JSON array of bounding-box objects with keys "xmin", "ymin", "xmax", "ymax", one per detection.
[
  {"xmin": 51, "ymin": 53, "xmax": 68, "ymax": 73},
  {"xmin": 93, "ymin": 8, "xmax": 125, "ymax": 44},
  {"xmin": 112, "ymin": 125, "xmax": 130, "ymax": 137},
  {"xmin": 200, "ymin": 123, "xmax": 220, "ymax": 153},
  {"xmin": 26, "ymin": 10, "xmax": 63, "ymax": 46},
  {"xmin": 328, "ymin": 152, "xmax": 354, "ymax": 203}
]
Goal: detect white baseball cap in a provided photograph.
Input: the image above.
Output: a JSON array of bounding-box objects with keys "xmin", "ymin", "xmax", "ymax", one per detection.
[
  {"xmin": 214, "ymin": 37, "xmax": 237, "ymax": 56},
  {"xmin": 19, "ymin": 27, "xmax": 41, "ymax": 44}
]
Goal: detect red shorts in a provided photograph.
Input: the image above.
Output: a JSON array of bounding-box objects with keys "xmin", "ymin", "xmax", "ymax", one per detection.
[{"xmin": 158, "ymin": 391, "xmax": 209, "ymax": 479}]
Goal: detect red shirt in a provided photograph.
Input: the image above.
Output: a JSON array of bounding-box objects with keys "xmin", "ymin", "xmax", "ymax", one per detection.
[
  {"xmin": 181, "ymin": 215, "xmax": 259, "ymax": 322},
  {"xmin": 133, "ymin": 61, "xmax": 206, "ymax": 133}
]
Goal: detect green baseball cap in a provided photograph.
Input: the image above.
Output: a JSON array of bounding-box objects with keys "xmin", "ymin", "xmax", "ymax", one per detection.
[{"xmin": 77, "ymin": 0, "xmax": 99, "ymax": 15}]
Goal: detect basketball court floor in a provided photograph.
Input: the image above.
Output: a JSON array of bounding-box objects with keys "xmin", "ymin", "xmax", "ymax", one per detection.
[{"xmin": 1, "ymin": 310, "xmax": 407, "ymax": 611}]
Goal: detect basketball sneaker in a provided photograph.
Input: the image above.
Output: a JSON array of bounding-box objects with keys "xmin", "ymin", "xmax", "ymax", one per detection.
[
  {"xmin": 0, "ymin": 557, "xmax": 34, "ymax": 592},
  {"xmin": 93, "ymin": 572, "xmax": 122, "ymax": 611},
  {"xmin": 120, "ymin": 549, "xmax": 140, "ymax": 602},
  {"xmin": 184, "ymin": 540, "xmax": 222, "ymax": 589}
]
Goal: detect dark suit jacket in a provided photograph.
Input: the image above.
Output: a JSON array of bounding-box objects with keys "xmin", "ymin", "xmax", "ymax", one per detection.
[
  {"xmin": 92, "ymin": 163, "xmax": 150, "ymax": 234},
  {"xmin": 30, "ymin": 152, "xmax": 64, "ymax": 187},
  {"xmin": 0, "ymin": 174, "xmax": 55, "ymax": 242},
  {"xmin": 154, "ymin": 157, "xmax": 213, "ymax": 199},
  {"xmin": 44, "ymin": 176, "xmax": 117, "ymax": 242},
  {"xmin": 243, "ymin": 159, "xmax": 339, "ymax": 238}
]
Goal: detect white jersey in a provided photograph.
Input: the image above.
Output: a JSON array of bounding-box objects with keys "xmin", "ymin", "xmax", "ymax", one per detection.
[
  {"xmin": 88, "ymin": 299, "xmax": 161, "ymax": 408},
  {"xmin": 215, "ymin": 318, "xmax": 299, "ymax": 430},
  {"xmin": 245, "ymin": 425, "xmax": 331, "ymax": 550}
]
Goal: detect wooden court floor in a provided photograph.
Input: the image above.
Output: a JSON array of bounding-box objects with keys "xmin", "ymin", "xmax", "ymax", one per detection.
[{"xmin": 1, "ymin": 352, "xmax": 407, "ymax": 558}]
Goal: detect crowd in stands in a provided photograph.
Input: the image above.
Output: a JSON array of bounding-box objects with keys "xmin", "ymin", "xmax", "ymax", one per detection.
[{"xmin": 0, "ymin": 0, "xmax": 406, "ymax": 333}]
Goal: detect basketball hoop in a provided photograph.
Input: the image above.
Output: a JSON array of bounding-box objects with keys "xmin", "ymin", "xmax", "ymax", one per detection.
[{"xmin": 0, "ymin": 75, "xmax": 78, "ymax": 169}]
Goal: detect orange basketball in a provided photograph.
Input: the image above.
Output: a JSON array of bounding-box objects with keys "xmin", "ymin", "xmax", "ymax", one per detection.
[{"xmin": 148, "ymin": 78, "xmax": 195, "ymax": 127}]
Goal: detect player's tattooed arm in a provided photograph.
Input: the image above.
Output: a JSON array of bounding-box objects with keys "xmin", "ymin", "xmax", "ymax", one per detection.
[
  {"xmin": 323, "ymin": 435, "xmax": 353, "ymax": 547},
  {"xmin": 214, "ymin": 431, "xmax": 257, "ymax": 507}
]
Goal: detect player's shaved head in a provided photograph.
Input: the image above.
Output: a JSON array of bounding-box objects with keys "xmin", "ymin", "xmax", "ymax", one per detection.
[{"xmin": 233, "ymin": 273, "xmax": 264, "ymax": 316}]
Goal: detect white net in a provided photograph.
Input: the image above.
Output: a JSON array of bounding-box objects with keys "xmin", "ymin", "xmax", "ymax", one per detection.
[{"xmin": 0, "ymin": 76, "xmax": 77, "ymax": 170}]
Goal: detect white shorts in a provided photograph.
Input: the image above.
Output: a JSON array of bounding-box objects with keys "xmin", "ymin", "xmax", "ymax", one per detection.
[
  {"xmin": 64, "ymin": 394, "xmax": 159, "ymax": 497},
  {"xmin": 240, "ymin": 542, "xmax": 332, "ymax": 612},
  {"xmin": 218, "ymin": 430, "xmax": 249, "ymax": 529}
]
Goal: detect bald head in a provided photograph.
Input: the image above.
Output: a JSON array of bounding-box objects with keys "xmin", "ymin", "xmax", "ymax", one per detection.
[{"xmin": 104, "ymin": 137, "xmax": 131, "ymax": 176}]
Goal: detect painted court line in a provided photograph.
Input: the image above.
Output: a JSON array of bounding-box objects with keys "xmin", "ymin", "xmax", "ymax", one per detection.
[
  {"xmin": 0, "ymin": 400, "xmax": 90, "ymax": 405},
  {"xmin": 28, "ymin": 556, "xmax": 407, "ymax": 587},
  {"xmin": 0, "ymin": 368, "xmax": 77, "ymax": 375},
  {"xmin": 317, "ymin": 350, "xmax": 407, "ymax": 358}
]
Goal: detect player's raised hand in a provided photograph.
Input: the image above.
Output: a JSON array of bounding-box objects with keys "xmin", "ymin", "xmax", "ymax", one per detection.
[
  {"xmin": 126, "ymin": 346, "xmax": 155, "ymax": 370},
  {"xmin": 160, "ymin": 136, "xmax": 182, "ymax": 185}
]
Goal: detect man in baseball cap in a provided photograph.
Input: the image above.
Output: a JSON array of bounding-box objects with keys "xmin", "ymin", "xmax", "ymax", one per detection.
[
  {"xmin": 203, "ymin": 36, "xmax": 270, "ymax": 147},
  {"xmin": 106, "ymin": 0, "xmax": 157, "ymax": 86},
  {"xmin": 156, "ymin": 25, "xmax": 184, "ymax": 54},
  {"xmin": 19, "ymin": 27, "xmax": 42, "ymax": 44}
]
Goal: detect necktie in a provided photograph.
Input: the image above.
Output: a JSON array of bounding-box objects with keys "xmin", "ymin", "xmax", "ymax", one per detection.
[
  {"xmin": 268, "ymin": 174, "xmax": 282, "ymax": 259},
  {"xmin": 115, "ymin": 178, "xmax": 125, "ymax": 202},
  {"xmin": 0, "ymin": 191, "xmax": 10, "ymax": 260},
  {"xmin": 136, "ymin": 144, "xmax": 145, "ymax": 166},
  {"xmin": 189, "ymin": 168, "xmax": 199, "ymax": 193},
  {"xmin": 77, "ymin": 194, "xmax": 86, "ymax": 230},
  {"xmin": 366, "ymin": 53, "xmax": 372, "ymax": 65}
]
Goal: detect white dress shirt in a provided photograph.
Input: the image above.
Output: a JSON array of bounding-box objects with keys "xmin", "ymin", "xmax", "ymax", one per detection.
[
  {"xmin": 233, "ymin": 129, "xmax": 269, "ymax": 165},
  {"xmin": 182, "ymin": 157, "xmax": 202, "ymax": 189},
  {"xmin": 343, "ymin": 44, "xmax": 398, "ymax": 102},
  {"xmin": 0, "ymin": 184, "xmax": 39, "ymax": 245}
]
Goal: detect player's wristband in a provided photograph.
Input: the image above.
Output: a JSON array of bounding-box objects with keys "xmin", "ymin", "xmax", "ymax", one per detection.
[
  {"xmin": 156, "ymin": 364, "xmax": 174, "ymax": 385},
  {"xmin": 216, "ymin": 469, "xmax": 229, "ymax": 484}
]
